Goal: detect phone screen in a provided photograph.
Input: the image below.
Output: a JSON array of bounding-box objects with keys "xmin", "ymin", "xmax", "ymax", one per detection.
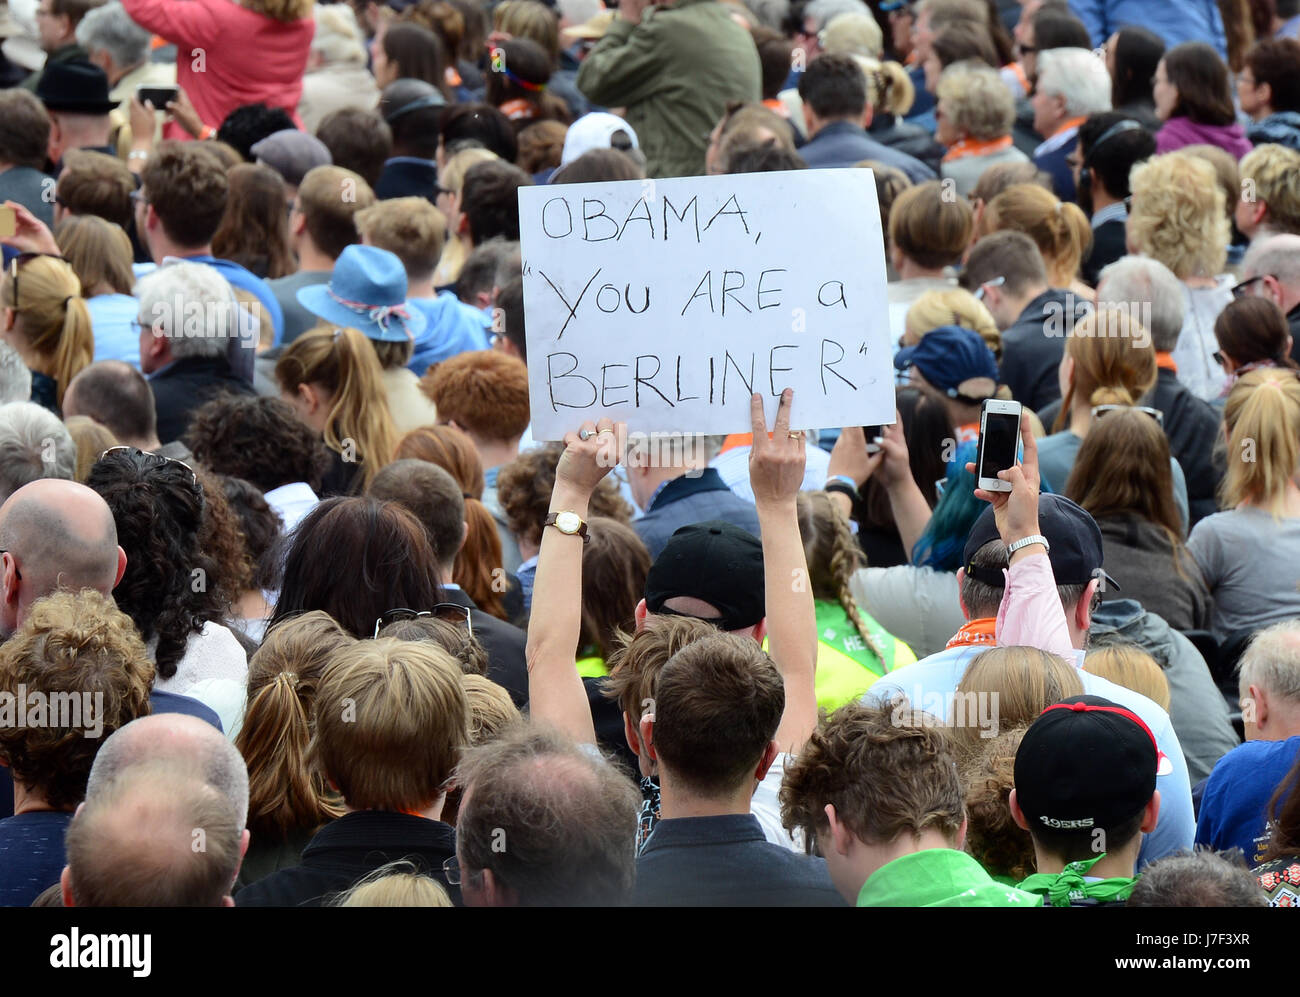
[
  {"xmin": 137, "ymin": 86, "xmax": 178, "ymax": 108},
  {"xmin": 978, "ymin": 412, "xmax": 1020, "ymax": 480}
]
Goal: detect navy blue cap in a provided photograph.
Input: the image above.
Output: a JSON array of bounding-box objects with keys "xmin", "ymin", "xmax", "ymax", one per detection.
[
  {"xmin": 962, "ymin": 493, "xmax": 1119, "ymax": 590},
  {"xmin": 894, "ymin": 325, "xmax": 999, "ymax": 397}
]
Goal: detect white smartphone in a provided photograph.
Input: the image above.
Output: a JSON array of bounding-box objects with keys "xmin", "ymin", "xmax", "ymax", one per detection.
[{"xmin": 976, "ymin": 399, "xmax": 1022, "ymax": 493}]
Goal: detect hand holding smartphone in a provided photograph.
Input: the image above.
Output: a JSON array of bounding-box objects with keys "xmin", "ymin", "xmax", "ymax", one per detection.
[
  {"xmin": 976, "ymin": 399, "xmax": 1022, "ymax": 494},
  {"xmin": 136, "ymin": 85, "xmax": 180, "ymax": 109}
]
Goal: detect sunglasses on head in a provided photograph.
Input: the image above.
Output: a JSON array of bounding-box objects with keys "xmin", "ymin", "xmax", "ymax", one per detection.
[
  {"xmin": 8, "ymin": 252, "xmax": 66, "ymax": 310},
  {"xmin": 373, "ymin": 604, "xmax": 473, "ymax": 640},
  {"xmin": 98, "ymin": 445, "xmax": 199, "ymax": 486},
  {"xmin": 1091, "ymin": 404, "xmax": 1163, "ymax": 427}
]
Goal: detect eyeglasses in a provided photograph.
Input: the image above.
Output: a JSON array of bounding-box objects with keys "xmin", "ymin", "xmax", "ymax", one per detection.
[
  {"xmin": 372, "ymin": 603, "xmax": 473, "ymax": 640},
  {"xmin": 8, "ymin": 252, "xmax": 65, "ymax": 310},
  {"xmin": 1232, "ymin": 274, "xmax": 1273, "ymax": 299},
  {"xmin": 442, "ymin": 854, "xmax": 474, "ymax": 886},
  {"xmin": 973, "ymin": 275, "xmax": 1005, "ymax": 301},
  {"xmin": 0, "ymin": 548, "xmax": 20, "ymax": 581},
  {"xmin": 1091, "ymin": 404, "xmax": 1164, "ymax": 426},
  {"xmin": 1213, "ymin": 350, "xmax": 1226, "ymax": 367},
  {"xmin": 98, "ymin": 445, "xmax": 199, "ymax": 486}
]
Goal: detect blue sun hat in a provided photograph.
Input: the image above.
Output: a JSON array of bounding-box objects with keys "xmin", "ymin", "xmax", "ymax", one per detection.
[{"xmin": 297, "ymin": 244, "xmax": 427, "ymax": 343}]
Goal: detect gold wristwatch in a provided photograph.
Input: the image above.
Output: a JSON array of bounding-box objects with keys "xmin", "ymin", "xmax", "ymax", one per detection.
[{"xmin": 544, "ymin": 511, "xmax": 590, "ymax": 543}]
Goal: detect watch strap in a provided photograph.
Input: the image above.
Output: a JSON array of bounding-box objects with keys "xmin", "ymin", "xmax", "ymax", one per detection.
[
  {"xmin": 1006, "ymin": 534, "xmax": 1050, "ymax": 556},
  {"xmin": 544, "ymin": 511, "xmax": 591, "ymax": 543}
]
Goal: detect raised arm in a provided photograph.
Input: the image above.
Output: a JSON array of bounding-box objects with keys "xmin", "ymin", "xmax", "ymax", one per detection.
[
  {"xmin": 969, "ymin": 413, "xmax": 1072, "ymax": 656},
  {"xmin": 575, "ymin": 1, "xmax": 670, "ymax": 110},
  {"xmin": 525, "ymin": 417, "xmax": 624, "ymax": 745},
  {"xmin": 120, "ymin": 0, "xmax": 221, "ymax": 52},
  {"xmin": 750, "ymin": 390, "xmax": 816, "ymax": 755}
]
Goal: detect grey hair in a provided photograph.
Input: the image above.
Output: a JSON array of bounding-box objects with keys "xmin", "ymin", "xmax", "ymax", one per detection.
[
  {"xmin": 1127, "ymin": 849, "xmax": 1269, "ymax": 907},
  {"xmin": 133, "ymin": 261, "xmax": 238, "ymax": 361},
  {"xmin": 0, "ymin": 340, "xmax": 32, "ymax": 405},
  {"xmin": 87, "ymin": 714, "xmax": 250, "ymax": 829},
  {"xmin": 1242, "ymin": 233, "xmax": 1300, "ymax": 288},
  {"xmin": 937, "ymin": 62, "xmax": 1014, "ymax": 141},
  {"xmin": 1036, "ymin": 48, "xmax": 1112, "ymax": 118},
  {"xmin": 1238, "ymin": 619, "xmax": 1300, "ymax": 705},
  {"xmin": 310, "ymin": 3, "xmax": 367, "ymax": 66},
  {"xmin": 0, "ymin": 401, "xmax": 75, "ymax": 503},
  {"xmin": 805, "ymin": 0, "xmax": 869, "ymax": 31},
  {"xmin": 743, "ymin": 0, "xmax": 790, "ymax": 29},
  {"xmin": 1097, "ymin": 255, "xmax": 1188, "ymax": 353},
  {"xmin": 455, "ymin": 724, "xmax": 640, "ymax": 906},
  {"xmin": 75, "ymin": 2, "xmax": 151, "ymax": 70}
]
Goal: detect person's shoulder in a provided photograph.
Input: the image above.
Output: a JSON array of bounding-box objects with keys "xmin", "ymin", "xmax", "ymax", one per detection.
[
  {"xmin": 1213, "ymin": 735, "xmax": 1300, "ymax": 773},
  {"xmin": 1190, "ymin": 507, "xmax": 1264, "ymax": 540}
]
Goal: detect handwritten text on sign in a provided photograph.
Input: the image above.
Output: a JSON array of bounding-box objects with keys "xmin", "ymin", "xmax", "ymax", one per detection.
[{"xmin": 518, "ymin": 169, "xmax": 894, "ymax": 440}]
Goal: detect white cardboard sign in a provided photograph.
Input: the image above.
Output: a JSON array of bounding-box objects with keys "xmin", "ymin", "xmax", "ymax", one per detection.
[{"xmin": 519, "ymin": 169, "xmax": 895, "ymax": 440}]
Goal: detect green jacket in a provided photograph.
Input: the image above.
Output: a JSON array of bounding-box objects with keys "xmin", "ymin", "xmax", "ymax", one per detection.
[
  {"xmin": 22, "ymin": 44, "xmax": 88, "ymax": 93},
  {"xmin": 576, "ymin": 0, "xmax": 761, "ymax": 179},
  {"xmin": 858, "ymin": 849, "xmax": 1044, "ymax": 907}
]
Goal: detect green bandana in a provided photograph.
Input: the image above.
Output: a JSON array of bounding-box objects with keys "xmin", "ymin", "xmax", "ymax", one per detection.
[{"xmin": 1017, "ymin": 854, "xmax": 1139, "ymax": 907}]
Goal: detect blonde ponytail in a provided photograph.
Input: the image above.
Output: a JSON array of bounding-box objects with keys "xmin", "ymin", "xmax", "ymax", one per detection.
[
  {"xmin": 987, "ymin": 183, "xmax": 1092, "ymax": 287},
  {"xmin": 1054, "ymin": 308, "xmax": 1156, "ymax": 432},
  {"xmin": 1, "ymin": 255, "xmax": 93, "ymax": 407},
  {"xmin": 51, "ymin": 297, "xmax": 93, "ymax": 408},
  {"xmin": 275, "ymin": 326, "xmax": 400, "ymax": 490},
  {"xmin": 237, "ymin": 610, "xmax": 353, "ymax": 840},
  {"xmin": 873, "ymin": 60, "xmax": 915, "ymax": 117},
  {"xmin": 1222, "ymin": 369, "xmax": 1300, "ymax": 517}
]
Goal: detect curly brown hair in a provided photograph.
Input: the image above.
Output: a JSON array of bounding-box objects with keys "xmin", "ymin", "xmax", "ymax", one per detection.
[
  {"xmin": 960, "ymin": 724, "xmax": 1035, "ymax": 882},
  {"xmin": 87, "ymin": 449, "xmax": 227, "ymax": 681},
  {"xmin": 186, "ymin": 394, "xmax": 331, "ymax": 494},
  {"xmin": 496, "ymin": 444, "xmax": 632, "ymax": 548},
  {"xmin": 780, "ymin": 699, "xmax": 964, "ymax": 848},
  {"xmin": 0, "ymin": 590, "xmax": 154, "ymax": 809},
  {"xmin": 197, "ymin": 467, "xmax": 254, "ymax": 603}
]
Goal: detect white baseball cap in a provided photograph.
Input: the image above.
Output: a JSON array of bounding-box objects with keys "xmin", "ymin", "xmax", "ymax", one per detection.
[{"xmin": 560, "ymin": 112, "xmax": 639, "ymax": 167}]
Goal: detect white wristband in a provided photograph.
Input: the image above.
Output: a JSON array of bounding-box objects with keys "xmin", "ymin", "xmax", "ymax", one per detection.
[{"xmin": 1007, "ymin": 534, "xmax": 1050, "ymax": 556}]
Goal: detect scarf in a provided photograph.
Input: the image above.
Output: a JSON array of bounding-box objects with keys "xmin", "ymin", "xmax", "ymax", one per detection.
[
  {"xmin": 1018, "ymin": 853, "xmax": 1138, "ymax": 907},
  {"xmin": 943, "ymin": 134, "xmax": 1013, "ymax": 163},
  {"xmin": 945, "ymin": 617, "xmax": 997, "ymax": 649}
]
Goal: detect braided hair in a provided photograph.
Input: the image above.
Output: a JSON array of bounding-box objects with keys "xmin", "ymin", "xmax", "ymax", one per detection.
[{"xmin": 796, "ymin": 491, "xmax": 885, "ymax": 662}]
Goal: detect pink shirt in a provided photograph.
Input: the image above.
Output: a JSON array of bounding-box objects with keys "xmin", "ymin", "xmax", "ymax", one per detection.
[
  {"xmin": 122, "ymin": 0, "xmax": 314, "ymax": 139},
  {"xmin": 995, "ymin": 551, "xmax": 1075, "ymax": 661}
]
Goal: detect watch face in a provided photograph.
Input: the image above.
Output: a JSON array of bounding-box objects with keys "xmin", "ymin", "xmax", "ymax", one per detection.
[{"xmin": 555, "ymin": 511, "xmax": 582, "ymax": 534}]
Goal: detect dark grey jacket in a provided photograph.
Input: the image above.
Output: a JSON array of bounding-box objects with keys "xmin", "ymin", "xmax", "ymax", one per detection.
[{"xmin": 1092, "ymin": 599, "xmax": 1239, "ymax": 784}]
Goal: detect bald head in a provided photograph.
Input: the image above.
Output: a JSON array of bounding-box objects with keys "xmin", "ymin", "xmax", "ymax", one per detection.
[
  {"xmin": 62, "ymin": 361, "xmax": 160, "ymax": 450},
  {"xmin": 64, "ymin": 760, "xmax": 244, "ymax": 907},
  {"xmin": 87, "ymin": 713, "xmax": 249, "ymax": 828},
  {"xmin": 0, "ymin": 479, "xmax": 124, "ymax": 632}
]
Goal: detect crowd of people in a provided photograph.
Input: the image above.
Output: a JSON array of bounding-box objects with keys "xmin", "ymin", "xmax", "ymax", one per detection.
[{"xmin": 0, "ymin": 0, "xmax": 1294, "ymax": 909}]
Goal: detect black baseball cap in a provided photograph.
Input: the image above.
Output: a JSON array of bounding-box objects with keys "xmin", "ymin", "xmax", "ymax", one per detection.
[
  {"xmin": 644, "ymin": 521, "xmax": 765, "ymax": 632},
  {"xmin": 962, "ymin": 493, "xmax": 1119, "ymax": 590},
  {"xmin": 1014, "ymin": 695, "xmax": 1159, "ymax": 833}
]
